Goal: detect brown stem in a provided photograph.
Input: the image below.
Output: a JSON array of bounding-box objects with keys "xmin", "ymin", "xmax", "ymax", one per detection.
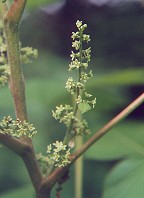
[
  {"xmin": 0, "ymin": 133, "xmax": 43, "ymax": 192},
  {"xmin": 3, "ymin": 0, "xmax": 28, "ymax": 121},
  {"xmin": 0, "ymin": 133, "xmax": 29, "ymax": 154},
  {"xmin": 1, "ymin": 0, "xmax": 43, "ymax": 194},
  {"xmin": 21, "ymin": 146, "xmax": 43, "ymax": 193}
]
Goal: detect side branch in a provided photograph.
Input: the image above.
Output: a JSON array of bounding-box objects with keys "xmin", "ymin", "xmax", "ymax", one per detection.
[
  {"xmin": 73, "ymin": 93, "xmax": 144, "ymax": 160},
  {"xmin": 5, "ymin": 0, "xmax": 27, "ymax": 25},
  {"xmin": 0, "ymin": 133, "xmax": 29, "ymax": 154},
  {"xmin": 41, "ymin": 93, "xmax": 144, "ymax": 190},
  {"xmin": 0, "ymin": 133, "xmax": 43, "ymax": 192}
]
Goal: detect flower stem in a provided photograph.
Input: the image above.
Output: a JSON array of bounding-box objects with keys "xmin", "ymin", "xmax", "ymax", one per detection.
[{"xmin": 63, "ymin": 29, "xmax": 84, "ymax": 145}]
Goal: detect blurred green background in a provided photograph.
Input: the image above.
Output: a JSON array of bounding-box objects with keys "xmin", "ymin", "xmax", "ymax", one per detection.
[{"xmin": 0, "ymin": 0, "xmax": 144, "ymax": 197}]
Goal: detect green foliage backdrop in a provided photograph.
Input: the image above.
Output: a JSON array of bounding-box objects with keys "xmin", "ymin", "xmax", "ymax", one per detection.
[{"xmin": 0, "ymin": 0, "xmax": 144, "ymax": 197}]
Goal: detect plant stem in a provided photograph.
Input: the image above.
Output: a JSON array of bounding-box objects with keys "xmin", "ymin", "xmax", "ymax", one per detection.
[
  {"xmin": 3, "ymin": 0, "xmax": 28, "ymax": 121},
  {"xmin": 75, "ymin": 136, "xmax": 83, "ymax": 198},
  {"xmin": 63, "ymin": 29, "xmax": 83, "ymax": 145},
  {"xmin": 73, "ymin": 93, "xmax": 144, "ymax": 160},
  {"xmin": 21, "ymin": 146, "xmax": 43, "ymax": 193},
  {"xmin": 1, "ymin": 0, "xmax": 43, "ymax": 195}
]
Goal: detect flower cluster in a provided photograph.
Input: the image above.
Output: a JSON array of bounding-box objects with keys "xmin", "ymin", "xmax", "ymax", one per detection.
[
  {"xmin": 65, "ymin": 20, "xmax": 96, "ymax": 112},
  {"xmin": 0, "ymin": 116, "xmax": 37, "ymax": 138},
  {"xmin": 47, "ymin": 141, "xmax": 71, "ymax": 167},
  {"xmin": 0, "ymin": 20, "xmax": 38, "ymax": 86},
  {"xmin": 73, "ymin": 118, "xmax": 90, "ymax": 136},
  {"xmin": 20, "ymin": 47, "xmax": 38, "ymax": 64},
  {"xmin": 52, "ymin": 105, "xmax": 74, "ymax": 127},
  {"xmin": 53, "ymin": 20, "xmax": 96, "ymax": 141},
  {"xmin": 69, "ymin": 20, "xmax": 91, "ymax": 72},
  {"xmin": 0, "ymin": 20, "xmax": 9, "ymax": 86}
]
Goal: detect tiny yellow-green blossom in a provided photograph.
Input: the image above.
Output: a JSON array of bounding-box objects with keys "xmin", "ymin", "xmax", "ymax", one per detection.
[
  {"xmin": 72, "ymin": 40, "xmax": 80, "ymax": 50},
  {"xmin": 65, "ymin": 77, "xmax": 76, "ymax": 94},
  {"xmin": 76, "ymin": 82, "xmax": 84, "ymax": 90},
  {"xmin": 47, "ymin": 141, "xmax": 71, "ymax": 167},
  {"xmin": 20, "ymin": 47, "xmax": 38, "ymax": 64},
  {"xmin": 52, "ymin": 105, "xmax": 74, "ymax": 126},
  {"xmin": 91, "ymin": 98, "xmax": 97, "ymax": 108},
  {"xmin": 85, "ymin": 92, "xmax": 92, "ymax": 98},
  {"xmin": 71, "ymin": 32, "xmax": 79, "ymax": 40},
  {"xmin": 0, "ymin": 20, "xmax": 38, "ymax": 87},
  {"xmin": 74, "ymin": 118, "xmax": 90, "ymax": 136},
  {"xmin": 76, "ymin": 20, "xmax": 82, "ymax": 29},
  {"xmin": 76, "ymin": 95, "xmax": 82, "ymax": 104},
  {"xmin": 83, "ymin": 34, "xmax": 90, "ymax": 42},
  {"xmin": 53, "ymin": 141, "xmax": 67, "ymax": 152},
  {"xmin": 0, "ymin": 116, "xmax": 37, "ymax": 138}
]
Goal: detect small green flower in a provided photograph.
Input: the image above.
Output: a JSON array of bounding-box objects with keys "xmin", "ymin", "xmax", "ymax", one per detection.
[
  {"xmin": 76, "ymin": 95, "xmax": 82, "ymax": 104},
  {"xmin": 71, "ymin": 32, "xmax": 79, "ymax": 40},
  {"xmin": 0, "ymin": 20, "xmax": 38, "ymax": 87},
  {"xmin": 83, "ymin": 34, "xmax": 90, "ymax": 42},
  {"xmin": 65, "ymin": 77, "xmax": 76, "ymax": 94},
  {"xmin": 76, "ymin": 20, "xmax": 82, "ymax": 29},
  {"xmin": 0, "ymin": 116, "xmax": 37, "ymax": 138},
  {"xmin": 72, "ymin": 40, "xmax": 80, "ymax": 50},
  {"xmin": 47, "ymin": 141, "xmax": 71, "ymax": 167},
  {"xmin": 91, "ymin": 98, "xmax": 97, "ymax": 108},
  {"xmin": 52, "ymin": 105, "xmax": 74, "ymax": 127}
]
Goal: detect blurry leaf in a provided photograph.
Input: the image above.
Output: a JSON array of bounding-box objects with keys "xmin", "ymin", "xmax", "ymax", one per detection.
[
  {"xmin": 78, "ymin": 101, "xmax": 91, "ymax": 113},
  {"xmin": 26, "ymin": 0, "xmax": 58, "ymax": 10},
  {"xmin": 103, "ymin": 158, "xmax": 144, "ymax": 198},
  {"xmin": 85, "ymin": 121, "xmax": 144, "ymax": 160},
  {"xmin": 0, "ymin": 185, "xmax": 34, "ymax": 198},
  {"xmin": 88, "ymin": 68, "xmax": 144, "ymax": 87}
]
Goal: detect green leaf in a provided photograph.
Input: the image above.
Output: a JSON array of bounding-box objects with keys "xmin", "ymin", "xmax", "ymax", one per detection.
[
  {"xmin": 78, "ymin": 101, "xmax": 91, "ymax": 113},
  {"xmin": 88, "ymin": 68, "xmax": 144, "ymax": 87},
  {"xmin": 85, "ymin": 121, "xmax": 144, "ymax": 160},
  {"xmin": 26, "ymin": 0, "xmax": 58, "ymax": 10},
  {"xmin": 1, "ymin": 185, "xmax": 34, "ymax": 198},
  {"xmin": 103, "ymin": 158, "xmax": 144, "ymax": 198}
]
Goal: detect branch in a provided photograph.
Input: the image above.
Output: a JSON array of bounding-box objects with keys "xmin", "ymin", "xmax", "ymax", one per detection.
[
  {"xmin": 0, "ymin": 132, "xmax": 43, "ymax": 192},
  {"xmin": 41, "ymin": 93, "xmax": 144, "ymax": 190},
  {"xmin": 0, "ymin": 133, "xmax": 29, "ymax": 154},
  {"xmin": 73, "ymin": 92, "xmax": 144, "ymax": 160},
  {"xmin": 5, "ymin": 0, "xmax": 27, "ymax": 24},
  {"xmin": 21, "ymin": 146, "xmax": 43, "ymax": 192},
  {"xmin": 1, "ymin": 1, "xmax": 43, "ymax": 193},
  {"xmin": 3, "ymin": 0, "xmax": 28, "ymax": 121}
]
